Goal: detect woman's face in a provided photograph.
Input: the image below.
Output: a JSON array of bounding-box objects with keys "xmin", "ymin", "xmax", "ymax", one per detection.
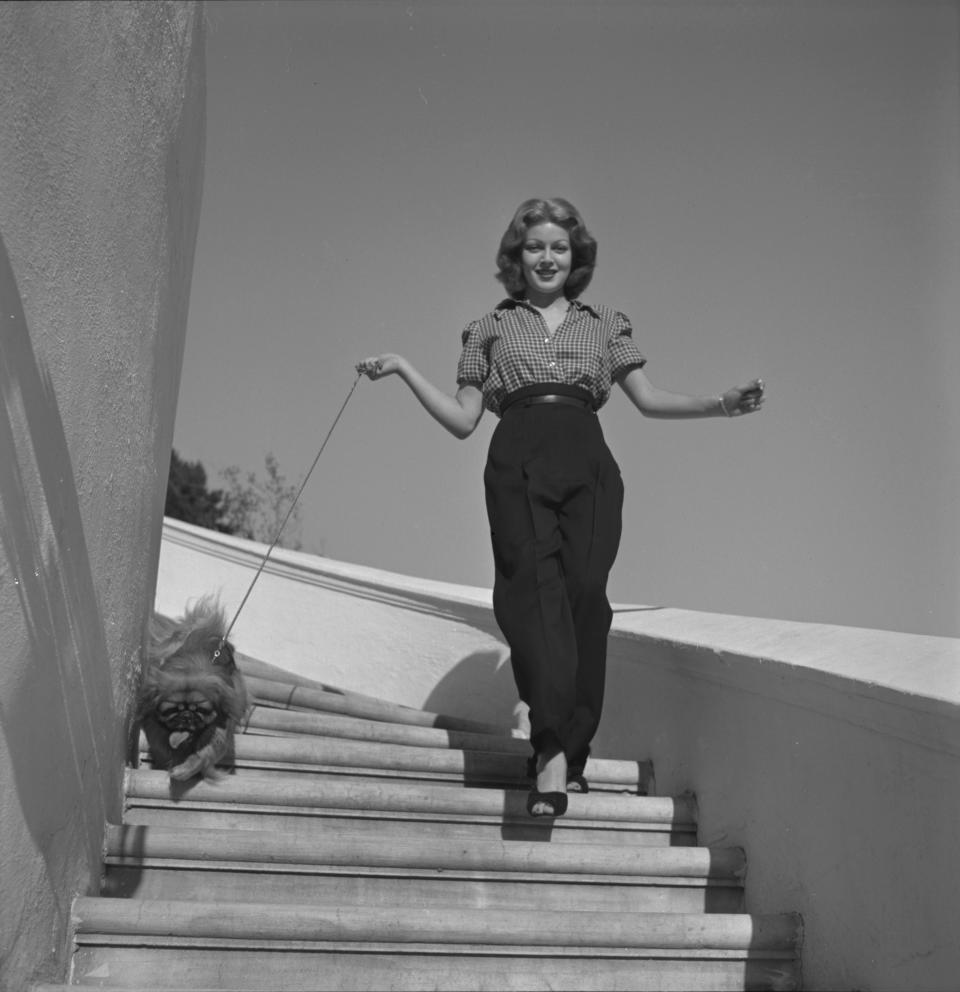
[{"xmin": 521, "ymin": 222, "xmax": 572, "ymax": 299}]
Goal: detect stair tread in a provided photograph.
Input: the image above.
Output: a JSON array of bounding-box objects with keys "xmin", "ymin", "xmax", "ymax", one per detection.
[
  {"xmin": 72, "ymin": 895, "xmax": 802, "ymax": 950},
  {"xmin": 122, "ymin": 805, "xmax": 695, "ymax": 848},
  {"xmin": 139, "ymin": 732, "xmax": 652, "ymax": 791},
  {"xmin": 102, "ymin": 863, "xmax": 745, "ymax": 915},
  {"xmin": 104, "ymin": 822, "xmax": 745, "ymax": 880},
  {"xmin": 66, "ymin": 955, "xmax": 801, "ymax": 992},
  {"xmin": 244, "ymin": 672, "xmax": 509, "ymax": 735},
  {"xmin": 245, "ymin": 702, "xmax": 528, "ymax": 752},
  {"xmin": 126, "ymin": 767, "xmax": 680, "ymax": 820},
  {"xmin": 75, "ymin": 937, "xmax": 800, "ymax": 959},
  {"xmin": 125, "ymin": 770, "xmax": 673, "ymax": 830}
]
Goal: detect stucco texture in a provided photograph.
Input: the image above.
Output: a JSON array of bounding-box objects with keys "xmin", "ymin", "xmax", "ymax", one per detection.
[{"xmin": 0, "ymin": 3, "xmax": 204, "ymax": 988}]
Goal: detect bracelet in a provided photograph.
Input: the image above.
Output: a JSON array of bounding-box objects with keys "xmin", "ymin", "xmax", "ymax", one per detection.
[{"xmin": 718, "ymin": 395, "xmax": 733, "ymax": 418}]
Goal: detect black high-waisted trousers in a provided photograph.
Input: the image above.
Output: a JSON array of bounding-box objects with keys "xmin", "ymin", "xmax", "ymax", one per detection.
[{"xmin": 483, "ymin": 397, "xmax": 624, "ymax": 776}]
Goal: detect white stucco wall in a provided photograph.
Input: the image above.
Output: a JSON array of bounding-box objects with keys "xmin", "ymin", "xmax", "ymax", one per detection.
[
  {"xmin": 597, "ymin": 611, "xmax": 960, "ymax": 992},
  {"xmin": 0, "ymin": 4, "xmax": 204, "ymax": 988},
  {"xmin": 156, "ymin": 520, "xmax": 518, "ymax": 731},
  {"xmin": 158, "ymin": 517, "xmax": 960, "ymax": 990}
]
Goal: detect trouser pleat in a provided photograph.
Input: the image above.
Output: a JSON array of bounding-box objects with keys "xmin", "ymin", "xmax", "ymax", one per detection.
[{"xmin": 484, "ymin": 404, "xmax": 623, "ymax": 771}]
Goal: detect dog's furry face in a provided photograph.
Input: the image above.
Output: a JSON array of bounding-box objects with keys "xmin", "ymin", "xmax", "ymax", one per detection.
[{"xmin": 138, "ymin": 597, "xmax": 249, "ymax": 781}]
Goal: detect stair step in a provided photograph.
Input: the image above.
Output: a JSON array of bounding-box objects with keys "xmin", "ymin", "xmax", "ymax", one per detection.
[
  {"xmin": 139, "ymin": 733, "xmax": 654, "ymax": 793},
  {"xmin": 126, "ymin": 766, "xmax": 689, "ymax": 829},
  {"xmin": 245, "ymin": 673, "xmax": 508, "ymax": 735},
  {"xmin": 122, "ymin": 802, "xmax": 694, "ymax": 847},
  {"xmin": 245, "ymin": 703, "xmax": 528, "ymax": 754},
  {"xmin": 67, "ymin": 955, "xmax": 801, "ymax": 992},
  {"xmin": 88, "ymin": 663, "xmax": 802, "ymax": 991},
  {"xmin": 102, "ymin": 863, "xmax": 742, "ymax": 914},
  {"xmin": 69, "ymin": 897, "xmax": 802, "ymax": 992},
  {"xmin": 103, "ymin": 823, "xmax": 743, "ymax": 880},
  {"xmin": 74, "ymin": 895, "xmax": 795, "ymax": 947},
  {"xmin": 100, "ymin": 820, "xmax": 744, "ymax": 916}
]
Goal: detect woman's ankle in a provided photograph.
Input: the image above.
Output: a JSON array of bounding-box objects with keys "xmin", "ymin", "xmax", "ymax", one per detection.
[{"xmin": 536, "ymin": 747, "xmax": 568, "ymax": 794}]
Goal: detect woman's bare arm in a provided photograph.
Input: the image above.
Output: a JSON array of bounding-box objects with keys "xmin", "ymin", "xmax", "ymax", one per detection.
[
  {"xmin": 357, "ymin": 354, "xmax": 485, "ymax": 439},
  {"xmin": 618, "ymin": 367, "xmax": 765, "ymax": 419}
]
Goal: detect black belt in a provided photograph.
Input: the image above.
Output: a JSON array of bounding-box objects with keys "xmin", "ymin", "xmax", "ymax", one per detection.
[{"xmin": 500, "ymin": 387, "xmax": 595, "ymax": 416}]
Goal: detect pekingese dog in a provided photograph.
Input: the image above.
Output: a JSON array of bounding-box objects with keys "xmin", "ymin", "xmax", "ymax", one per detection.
[{"xmin": 137, "ymin": 596, "xmax": 249, "ymax": 781}]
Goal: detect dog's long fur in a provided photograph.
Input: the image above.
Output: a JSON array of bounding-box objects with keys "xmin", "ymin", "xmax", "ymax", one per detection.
[{"xmin": 138, "ymin": 596, "xmax": 249, "ymax": 781}]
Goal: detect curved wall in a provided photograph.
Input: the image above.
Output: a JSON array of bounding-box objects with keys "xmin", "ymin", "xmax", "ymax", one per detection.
[
  {"xmin": 158, "ymin": 516, "xmax": 960, "ymax": 991},
  {"xmin": 0, "ymin": 4, "xmax": 204, "ymax": 988},
  {"xmin": 156, "ymin": 519, "xmax": 519, "ymax": 732}
]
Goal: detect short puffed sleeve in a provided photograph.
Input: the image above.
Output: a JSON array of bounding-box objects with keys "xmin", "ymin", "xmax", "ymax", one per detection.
[
  {"xmin": 456, "ymin": 320, "xmax": 490, "ymax": 388},
  {"xmin": 607, "ymin": 310, "xmax": 647, "ymax": 379}
]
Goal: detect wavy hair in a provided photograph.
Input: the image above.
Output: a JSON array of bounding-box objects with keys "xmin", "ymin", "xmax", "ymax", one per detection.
[{"xmin": 495, "ymin": 197, "xmax": 597, "ymax": 300}]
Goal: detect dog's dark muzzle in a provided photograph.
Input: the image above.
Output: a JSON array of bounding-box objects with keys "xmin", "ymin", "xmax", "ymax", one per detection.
[{"xmin": 158, "ymin": 700, "xmax": 217, "ymax": 731}]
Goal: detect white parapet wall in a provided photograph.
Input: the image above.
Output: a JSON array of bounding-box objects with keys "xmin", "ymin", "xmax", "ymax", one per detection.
[
  {"xmin": 156, "ymin": 518, "xmax": 518, "ymax": 731},
  {"xmin": 598, "ymin": 609, "xmax": 960, "ymax": 992},
  {"xmin": 157, "ymin": 516, "xmax": 960, "ymax": 991}
]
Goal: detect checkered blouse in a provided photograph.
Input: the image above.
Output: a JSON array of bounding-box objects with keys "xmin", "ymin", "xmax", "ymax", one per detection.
[{"xmin": 456, "ymin": 298, "xmax": 647, "ymax": 416}]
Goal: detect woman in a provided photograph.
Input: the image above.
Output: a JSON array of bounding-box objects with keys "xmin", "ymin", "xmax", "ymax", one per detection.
[{"xmin": 357, "ymin": 197, "xmax": 763, "ymax": 817}]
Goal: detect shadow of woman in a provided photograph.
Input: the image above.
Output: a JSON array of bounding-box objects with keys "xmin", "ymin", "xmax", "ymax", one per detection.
[
  {"xmin": 421, "ymin": 647, "xmax": 521, "ymax": 736},
  {"xmin": 420, "ymin": 648, "xmax": 571, "ymax": 841}
]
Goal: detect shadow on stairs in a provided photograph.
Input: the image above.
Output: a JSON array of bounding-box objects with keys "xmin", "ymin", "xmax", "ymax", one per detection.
[{"xmin": 35, "ymin": 658, "xmax": 803, "ymax": 991}]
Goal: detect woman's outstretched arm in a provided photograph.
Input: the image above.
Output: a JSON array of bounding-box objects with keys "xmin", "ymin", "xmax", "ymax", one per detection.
[
  {"xmin": 618, "ymin": 367, "xmax": 765, "ymax": 419},
  {"xmin": 357, "ymin": 354, "xmax": 485, "ymax": 439}
]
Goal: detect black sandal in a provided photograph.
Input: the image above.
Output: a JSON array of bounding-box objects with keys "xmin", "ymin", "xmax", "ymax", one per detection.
[
  {"xmin": 526, "ymin": 788, "xmax": 568, "ymax": 818},
  {"xmin": 566, "ymin": 773, "xmax": 589, "ymax": 794}
]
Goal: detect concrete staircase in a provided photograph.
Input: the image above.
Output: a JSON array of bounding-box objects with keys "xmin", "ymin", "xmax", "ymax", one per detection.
[{"xmin": 39, "ymin": 664, "xmax": 802, "ymax": 991}]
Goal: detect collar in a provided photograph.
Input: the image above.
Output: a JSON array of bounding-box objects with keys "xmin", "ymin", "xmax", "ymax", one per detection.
[{"xmin": 493, "ymin": 298, "xmax": 600, "ymax": 320}]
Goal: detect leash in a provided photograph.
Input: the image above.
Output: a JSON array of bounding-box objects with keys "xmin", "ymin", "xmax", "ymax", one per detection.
[{"xmin": 213, "ymin": 371, "xmax": 364, "ymax": 661}]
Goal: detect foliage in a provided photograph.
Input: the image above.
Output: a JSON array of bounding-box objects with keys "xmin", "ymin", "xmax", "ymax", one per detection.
[
  {"xmin": 219, "ymin": 453, "xmax": 302, "ymax": 550},
  {"xmin": 164, "ymin": 449, "xmax": 303, "ymax": 551},
  {"xmin": 164, "ymin": 449, "xmax": 226, "ymax": 532}
]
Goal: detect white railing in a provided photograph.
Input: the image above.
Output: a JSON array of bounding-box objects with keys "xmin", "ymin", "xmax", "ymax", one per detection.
[{"xmin": 157, "ymin": 516, "xmax": 960, "ymax": 992}]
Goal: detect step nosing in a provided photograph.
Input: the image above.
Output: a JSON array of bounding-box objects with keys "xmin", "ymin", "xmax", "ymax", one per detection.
[
  {"xmin": 124, "ymin": 769, "xmax": 686, "ymax": 823},
  {"xmin": 73, "ymin": 896, "xmax": 801, "ymax": 949},
  {"xmin": 125, "ymin": 797, "xmax": 694, "ymax": 826},
  {"xmin": 138, "ymin": 735, "xmax": 654, "ymax": 784},
  {"xmin": 103, "ymin": 857, "xmax": 742, "ymax": 886},
  {"xmin": 72, "ymin": 935, "xmax": 799, "ymax": 960},
  {"xmin": 104, "ymin": 824, "xmax": 744, "ymax": 880},
  {"xmin": 243, "ymin": 674, "xmax": 510, "ymax": 736}
]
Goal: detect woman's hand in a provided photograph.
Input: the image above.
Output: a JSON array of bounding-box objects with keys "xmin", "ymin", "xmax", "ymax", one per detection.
[
  {"xmin": 356, "ymin": 354, "xmax": 406, "ymax": 380},
  {"xmin": 719, "ymin": 378, "xmax": 765, "ymax": 417}
]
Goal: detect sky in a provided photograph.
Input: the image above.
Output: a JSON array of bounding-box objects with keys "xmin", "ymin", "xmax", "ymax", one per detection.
[{"xmin": 172, "ymin": 0, "xmax": 960, "ymax": 639}]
